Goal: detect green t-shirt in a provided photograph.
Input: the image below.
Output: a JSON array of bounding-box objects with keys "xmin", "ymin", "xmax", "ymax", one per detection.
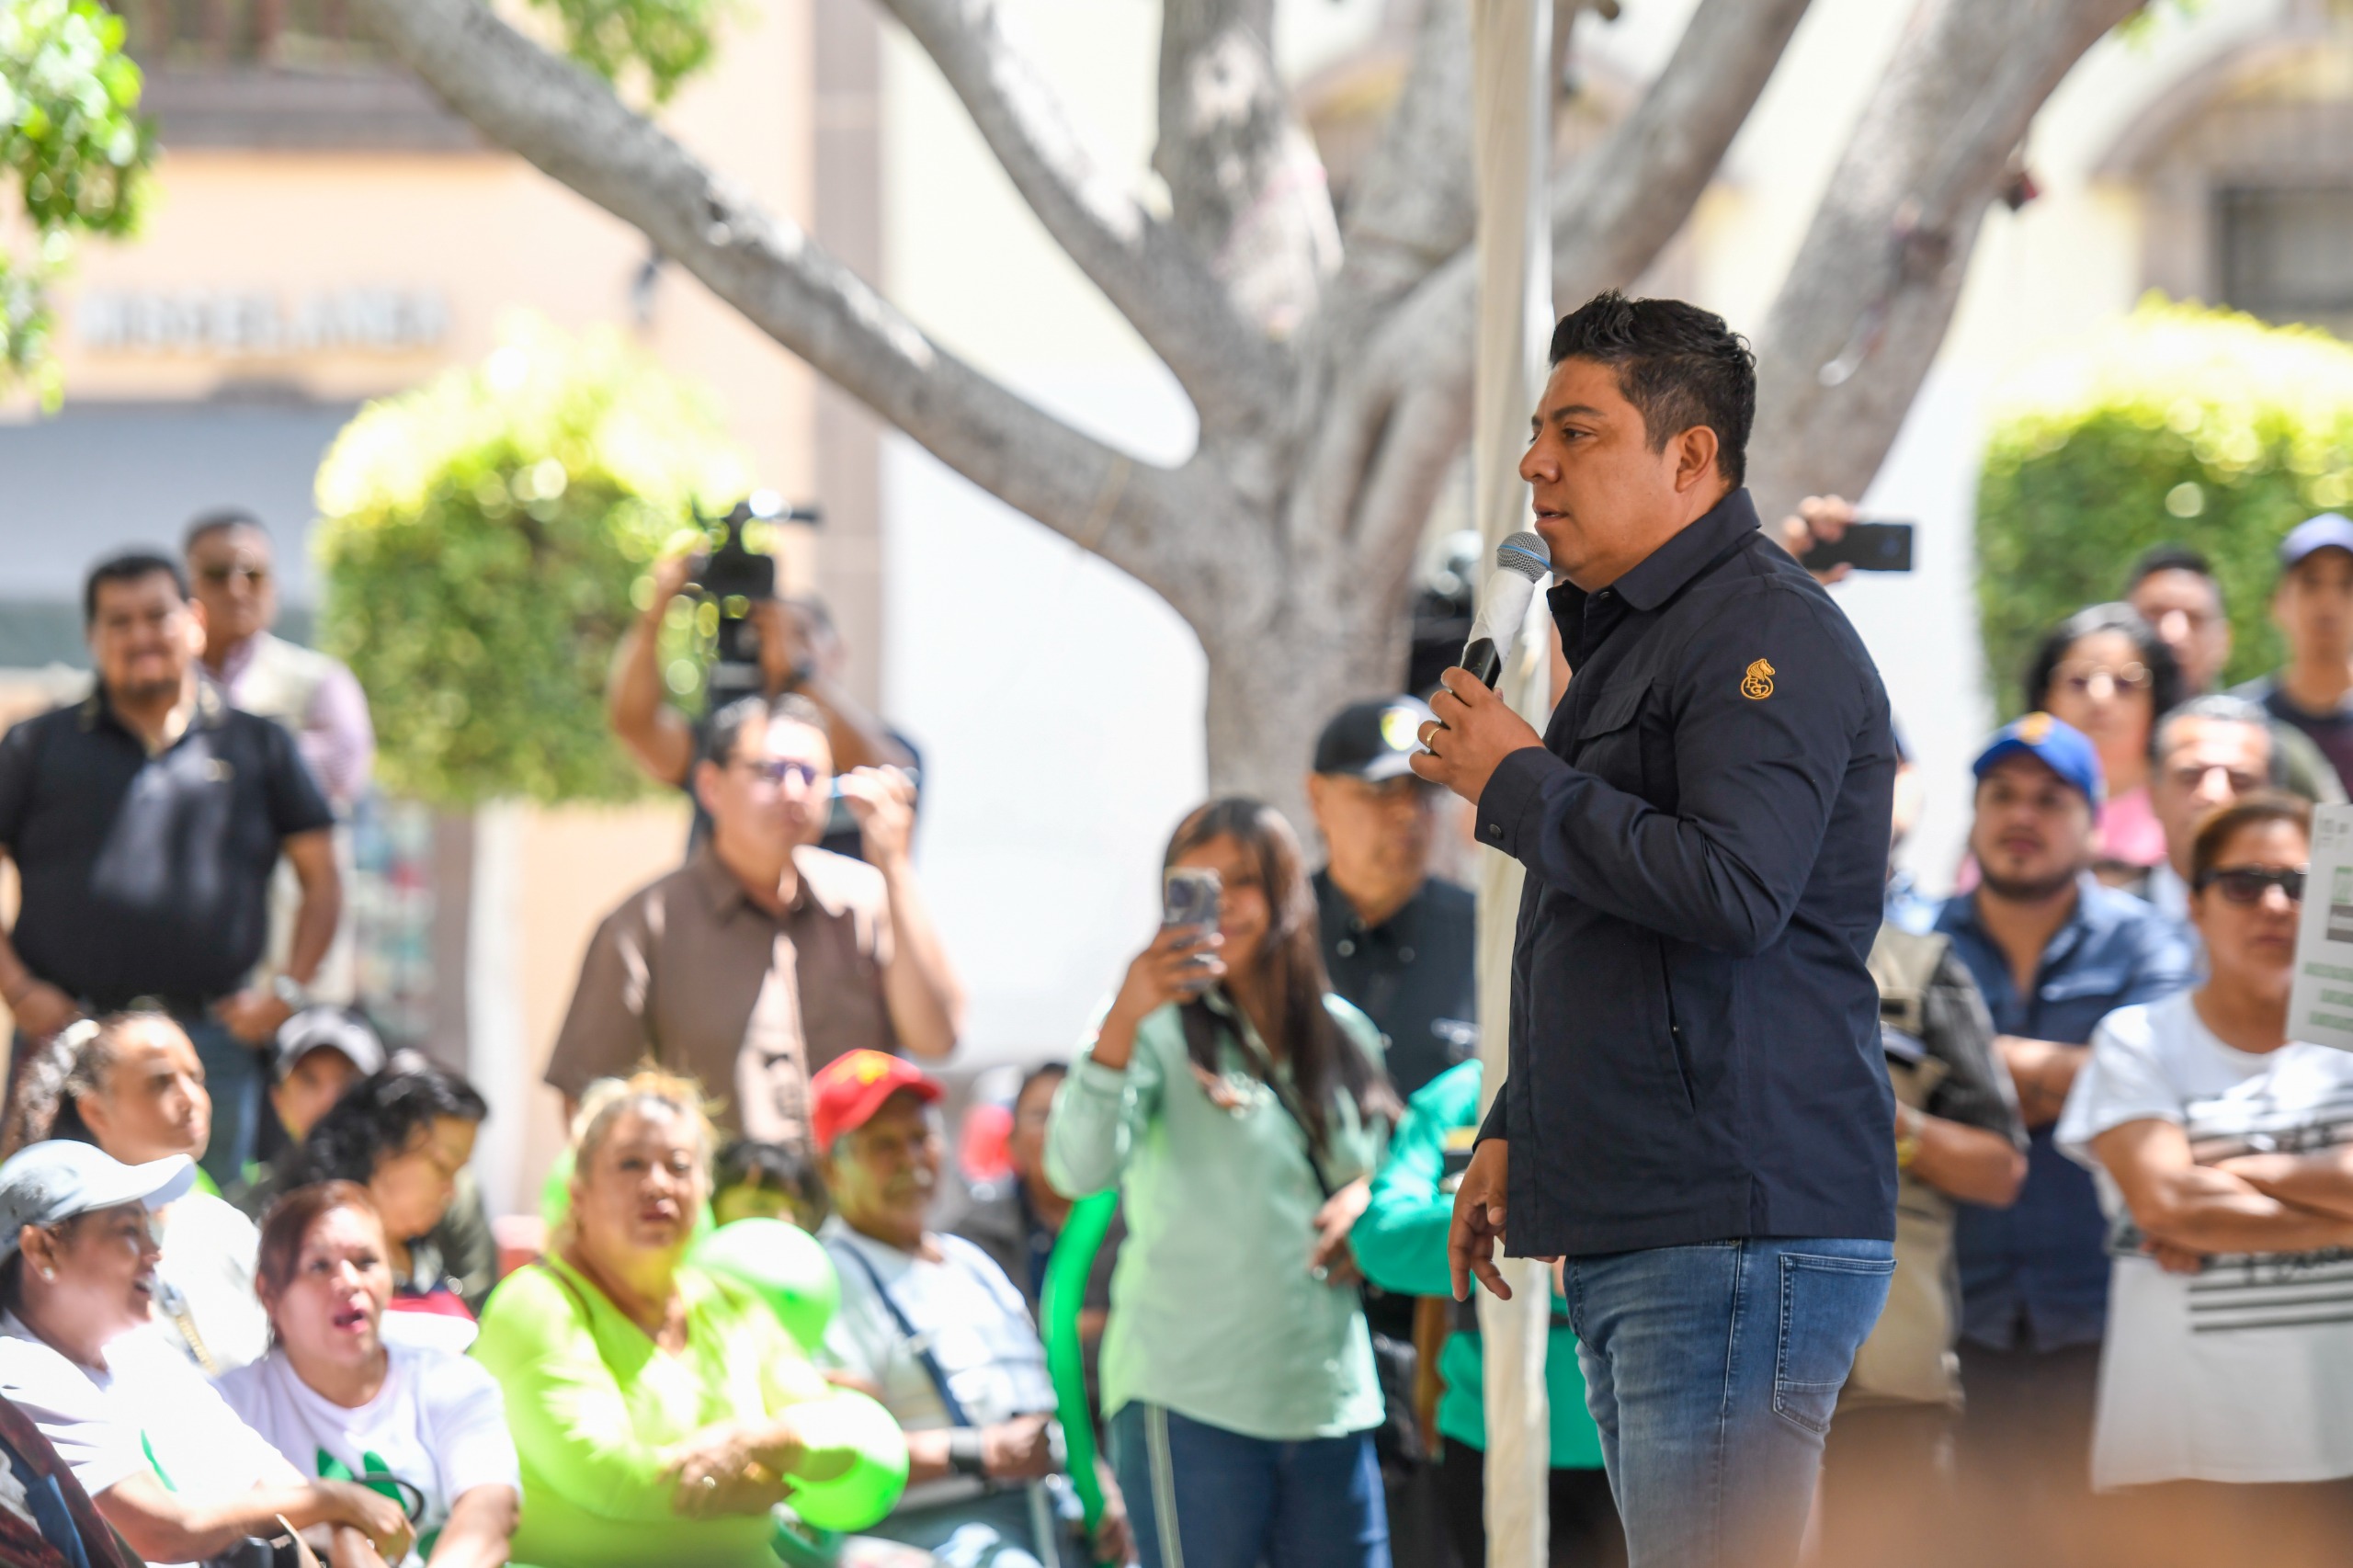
[
  {"xmin": 472, "ymin": 1255, "xmax": 906, "ymax": 1568},
  {"xmin": 1350, "ymin": 1060, "xmax": 1604, "ymax": 1468},
  {"xmin": 1044, "ymin": 990, "xmax": 1390, "ymax": 1442}
]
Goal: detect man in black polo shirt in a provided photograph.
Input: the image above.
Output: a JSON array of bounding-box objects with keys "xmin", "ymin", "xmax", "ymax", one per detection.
[
  {"xmin": 1416, "ymin": 293, "xmax": 1897, "ymax": 1568},
  {"xmin": 0, "ymin": 551, "xmax": 338, "ymax": 1187},
  {"xmin": 1307, "ymin": 696, "xmax": 1475, "ymax": 1099}
]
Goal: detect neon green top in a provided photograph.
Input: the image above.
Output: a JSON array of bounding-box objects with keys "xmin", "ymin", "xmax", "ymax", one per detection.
[{"xmin": 472, "ymin": 1255, "xmax": 907, "ymax": 1568}]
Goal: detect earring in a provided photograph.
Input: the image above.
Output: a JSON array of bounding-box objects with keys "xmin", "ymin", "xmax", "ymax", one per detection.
[{"xmin": 38, "ymin": 1268, "xmax": 53, "ymax": 1281}]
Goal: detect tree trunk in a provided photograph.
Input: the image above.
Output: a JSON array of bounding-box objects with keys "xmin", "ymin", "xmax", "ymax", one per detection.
[{"xmin": 1198, "ymin": 571, "xmax": 1410, "ymax": 837}]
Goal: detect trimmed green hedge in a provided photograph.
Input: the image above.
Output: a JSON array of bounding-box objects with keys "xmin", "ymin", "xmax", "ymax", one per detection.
[
  {"xmin": 1976, "ymin": 298, "xmax": 2353, "ymax": 715},
  {"xmin": 313, "ymin": 316, "xmax": 753, "ymax": 807}
]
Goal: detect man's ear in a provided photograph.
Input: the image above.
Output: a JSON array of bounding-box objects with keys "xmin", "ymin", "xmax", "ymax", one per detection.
[
  {"xmin": 692, "ymin": 758, "xmax": 722, "ymax": 819},
  {"xmin": 1671, "ymin": 426, "xmax": 1722, "ymax": 494},
  {"xmin": 184, "ymin": 596, "xmax": 208, "ymax": 651}
]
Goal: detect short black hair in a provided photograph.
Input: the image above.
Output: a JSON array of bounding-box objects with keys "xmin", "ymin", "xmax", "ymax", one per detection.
[
  {"xmin": 2126, "ymin": 543, "xmax": 2217, "ymax": 596},
  {"xmin": 2025, "ymin": 602, "xmax": 2184, "ymax": 721},
  {"xmin": 1015, "ymin": 1062, "xmax": 1068, "ymax": 1111},
  {"xmin": 283, "ymin": 1051, "xmax": 488, "ymax": 1229},
  {"xmin": 1547, "ymin": 290, "xmax": 1757, "ymax": 488},
  {"xmin": 713, "ymin": 1137, "xmax": 824, "ymax": 1203},
  {"xmin": 82, "ymin": 550, "xmax": 188, "ymax": 627},
  {"xmin": 702, "ymin": 692, "xmax": 830, "ymax": 768},
  {"xmin": 182, "ymin": 507, "xmax": 267, "ymax": 557},
  {"xmin": 2152, "ymin": 692, "xmax": 2283, "ymax": 777}
]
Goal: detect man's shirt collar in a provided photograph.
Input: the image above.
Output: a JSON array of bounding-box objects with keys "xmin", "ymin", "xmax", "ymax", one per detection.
[
  {"xmin": 1546, "ymin": 487, "xmax": 1762, "ymax": 653},
  {"xmin": 77, "ymin": 675, "xmax": 226, "ymax": 749}
]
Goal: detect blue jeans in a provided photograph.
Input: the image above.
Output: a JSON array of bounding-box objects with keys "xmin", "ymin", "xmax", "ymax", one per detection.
[
  {"xmin": 181, "ymin": 1011, "xmax": 266, "ymax": 1190},
  {"xmin": 1109, "ymin": 1403, "xmax": 1389, "ymax": 1568},
  {"xmin": 1563, "ymin": 1237, "xmax": 1893, "ymax": 1568}
]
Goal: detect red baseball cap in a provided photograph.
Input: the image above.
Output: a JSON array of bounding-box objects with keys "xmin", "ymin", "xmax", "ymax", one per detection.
[{"xmin": 810, "ymin": 1050, "xmax": 943, "ymax": 1149}]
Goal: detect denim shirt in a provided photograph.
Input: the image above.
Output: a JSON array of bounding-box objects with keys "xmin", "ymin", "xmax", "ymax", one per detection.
[{"xmin": 1934, "ymin": 878, "xmax": 2196, "ymax": 1351}]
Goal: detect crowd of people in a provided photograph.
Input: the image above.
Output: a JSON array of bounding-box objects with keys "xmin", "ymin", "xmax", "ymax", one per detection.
[{"xmin": 1, "ymin": 480, "xmax": 2352, "ymax": 1568}]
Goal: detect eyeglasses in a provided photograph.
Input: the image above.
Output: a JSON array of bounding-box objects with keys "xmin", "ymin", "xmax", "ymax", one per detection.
[
  {"xmin": 2193, "ymin": 864, "xmax": 2307, "ymax": 905},
  {"xmin": 2052, "ymin": 661, "xmax": 2152, "ymax": 699},
  {"xmin": 733, "ymin": 757, "xmax": 823, "ymax": 788},
  {"xmin": 198, "ymin": 562, "xmax": 268, "ymax": 586}
]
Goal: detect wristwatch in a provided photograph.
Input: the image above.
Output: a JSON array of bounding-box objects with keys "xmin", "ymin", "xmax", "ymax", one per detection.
[{"xmin": 269, "ymin": 973, "xmax": 310, "ymax": 1012}]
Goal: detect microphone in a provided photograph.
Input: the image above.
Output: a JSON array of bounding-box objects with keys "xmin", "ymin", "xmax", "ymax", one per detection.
[{"xmin": 1460, "ymin": 531, "xmax": 1552, "ymax": 687}]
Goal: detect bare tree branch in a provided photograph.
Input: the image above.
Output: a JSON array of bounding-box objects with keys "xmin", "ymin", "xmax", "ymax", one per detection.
[
  {"xmin": 1332, "ymin": 0, "xmax": 1816, "ymax": 573},
  {"xmin": 345, "ymin": 0, "xmax": 1233, "ymax": 615},
  {"xmin": 1745, "ymin": 0, "xmax": 2144, "ymax": 523},
  {"xmin": 1154, "ymin": 0, "xmax": 1341, "ymax": 340},
  {"xmin": 1548, "ymin": 0, "xmax": 1813, "ymax": 306},
  {"xmin": 1328, "ymin": 0, "xmax": 1475, "ymax": 313},
  {"xmin": 872, "ymin": 0, "xmax": 1290, "ymax": 431}
]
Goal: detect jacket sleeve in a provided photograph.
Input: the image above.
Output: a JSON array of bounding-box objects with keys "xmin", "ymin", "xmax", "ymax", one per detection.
[
  {"xmin": 1042, "ymin": 1008, "xmax": 1168, "ymax": 1199},
  {"xmin": 1477, "ymin": 585, "xmax": 1881, "ymax": 956},
  {"xmin": 1351, "ymin": 1076, "xmax": 1463, "ymax": 1298}
]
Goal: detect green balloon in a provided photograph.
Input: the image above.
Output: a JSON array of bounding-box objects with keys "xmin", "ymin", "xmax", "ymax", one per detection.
[{"xmin": 690, "ymin": 1218, "xmax": 841, "ymax": 1352}]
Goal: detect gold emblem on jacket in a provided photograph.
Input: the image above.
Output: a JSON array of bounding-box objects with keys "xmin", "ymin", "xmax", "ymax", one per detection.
[{"xmin": 1741, "ymin": 658, "xmax": 1776, "ymax": 700}]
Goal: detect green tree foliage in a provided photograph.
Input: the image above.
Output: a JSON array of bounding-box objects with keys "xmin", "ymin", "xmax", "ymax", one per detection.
[
  {"xmin": 1976, "ymin": 298, "xmax": 2353, "ymax": 713},
  {"xmin": 531, "ymin": 0, "xmax": 733, "ymax": 103},
  {"xmin": 314, "ymin": 316, "xmax": 754, "ymax": 806},
  {"xmin": 0, "ymin": 0, "xmax": 153, "ymax": 402}
]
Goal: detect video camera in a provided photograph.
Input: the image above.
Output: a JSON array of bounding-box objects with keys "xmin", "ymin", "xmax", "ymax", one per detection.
[{"xmin": 686, "ymin": 491, "xmax": 823, "ymax": 704}]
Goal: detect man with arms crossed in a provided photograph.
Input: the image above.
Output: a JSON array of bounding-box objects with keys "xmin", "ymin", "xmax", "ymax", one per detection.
[{"xmin": 1415, "ymin": 292, "xmax": 1898, "ymax": 1567}]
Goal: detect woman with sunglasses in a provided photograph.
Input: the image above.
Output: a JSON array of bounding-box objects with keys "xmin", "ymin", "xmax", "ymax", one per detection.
[
  {"xmin": 2059, "ymin": 793, "xmax": 2353, "ymax": 1555},
  {"xmin": 2028, "ymin": 603, "xmax": 2184, "ymax": 879}
]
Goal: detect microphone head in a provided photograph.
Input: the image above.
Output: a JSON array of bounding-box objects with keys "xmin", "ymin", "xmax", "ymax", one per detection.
[{"xmin": 1495, "ymin": 531, "xmax": 1551, "ymax": 582}]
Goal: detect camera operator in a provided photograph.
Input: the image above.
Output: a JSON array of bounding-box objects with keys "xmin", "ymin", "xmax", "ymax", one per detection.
[{"xmin": 608, "ymin": 546, "xmax": 917, "ymax": 861}]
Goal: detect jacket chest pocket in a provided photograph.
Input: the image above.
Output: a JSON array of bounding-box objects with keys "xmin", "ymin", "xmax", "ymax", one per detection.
[{"xmin": 1571, "ymin": 679, "xmax": 1652, "ymax": 795}]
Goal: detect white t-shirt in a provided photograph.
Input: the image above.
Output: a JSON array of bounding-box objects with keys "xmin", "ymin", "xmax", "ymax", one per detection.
[
  {"xmin": 818, "ymin": 1219, "xmax": 1056, "ymax": 1431},
  {"xmin": 216, "ymin": 1342, "xmax": 517, "ymax": 1568},
  {"xmin": 2057, "ymin": 993, "xmax": 2353, "ymax": 1486},
  {"xmin": 0, "ymin": 1315, "xmax": 288, "ymax": 1567},
  {"xmin": 153, "ymin": 1192, "xmax": 269, "ymax": 1373}
]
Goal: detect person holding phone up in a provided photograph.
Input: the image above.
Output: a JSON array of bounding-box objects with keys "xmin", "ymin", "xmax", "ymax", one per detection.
[{"xmin": 1044, "ymin": 799, "xmax": 1403, "ymax": 1568}]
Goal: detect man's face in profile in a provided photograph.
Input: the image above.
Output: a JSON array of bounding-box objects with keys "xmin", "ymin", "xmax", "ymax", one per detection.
[{"xmin": 1518, "ymin": 356, "xmax": 1712, "ymax": 592}]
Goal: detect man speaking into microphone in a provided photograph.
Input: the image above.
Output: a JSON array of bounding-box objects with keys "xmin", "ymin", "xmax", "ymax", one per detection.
[{"xmin": 1414, "ymin": 292, "xmax": 1897, "ymax": 1568}]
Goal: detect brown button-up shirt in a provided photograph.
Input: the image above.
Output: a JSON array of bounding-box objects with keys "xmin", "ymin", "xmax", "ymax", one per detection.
[{"xmin": 545, "ymin": 844, "xmax": 900, "ymax": 1142}]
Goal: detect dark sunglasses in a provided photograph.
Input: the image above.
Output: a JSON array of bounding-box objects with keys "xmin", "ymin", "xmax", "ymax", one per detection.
[
  {"xmin": 198, "ymin": 562, "xmax": 268, "ymax": 585},
  {"xmin": 2193, "ymin": 864, "xmax": 2307, "ymax": 905}
]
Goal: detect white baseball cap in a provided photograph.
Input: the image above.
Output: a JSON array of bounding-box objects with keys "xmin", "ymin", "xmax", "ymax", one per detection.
[{"xmin": 0, "ymin": 1141, "xmax": 194, "ymax": 1261}]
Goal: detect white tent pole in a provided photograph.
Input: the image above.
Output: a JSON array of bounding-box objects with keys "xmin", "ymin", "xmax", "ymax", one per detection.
[{"xmin": 1468, "ymin": 6, "xmax": 1553, "ymax": 1568}]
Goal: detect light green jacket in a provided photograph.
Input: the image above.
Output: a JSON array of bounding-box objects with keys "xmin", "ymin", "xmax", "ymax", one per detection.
[{"xmin": 1045, "ymin": 989, "xmax": 1390, "ymax": 1442}]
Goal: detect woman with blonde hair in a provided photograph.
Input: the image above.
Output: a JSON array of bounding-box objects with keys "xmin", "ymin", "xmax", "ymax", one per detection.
[{"xmin": 472, "ymin": 1068, "xmax": 908, "ymax": 1568}]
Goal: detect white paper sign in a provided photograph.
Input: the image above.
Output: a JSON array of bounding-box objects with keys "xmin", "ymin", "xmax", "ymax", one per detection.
[{"xmin": 2289, "ymin": 804, "xmax": 2353, "ymax": 1052}]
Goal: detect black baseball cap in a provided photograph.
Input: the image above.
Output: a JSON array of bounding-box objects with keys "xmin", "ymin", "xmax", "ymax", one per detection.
[{"xmin": 1313, "ymin": 697, "xmax": 1435, "ymax": 783}]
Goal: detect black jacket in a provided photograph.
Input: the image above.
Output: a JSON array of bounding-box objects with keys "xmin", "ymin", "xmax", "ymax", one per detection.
[{"xmin": 1475, "ymin": 488, "xmax": 1898, "ymax": 1256}]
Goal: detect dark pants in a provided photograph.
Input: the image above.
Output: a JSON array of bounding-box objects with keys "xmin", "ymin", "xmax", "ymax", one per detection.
[
  {"xmin": 1815, "ymin": 1403, "xmax": 1956, "ymax": 1568},
  {"xmin": 181, "ymin": 1011, "xmax": 266, "ymax": 1190},
  {"xmin": 1954, "ymin": 1339, "xmax": 2108, "ymax": 1568},
  {"xmin": 1109, "ymin": 1403, "xmax": 1389, "ymax": 1568},
  {"xmin": 1434, "ymin": 1440, "xmax": 1622, "ymax": 1568}
]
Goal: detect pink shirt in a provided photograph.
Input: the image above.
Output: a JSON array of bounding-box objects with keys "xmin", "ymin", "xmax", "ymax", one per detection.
[{"xmin": 2096, "ymin": 785, "xmax": 2167, "ymax": 870}]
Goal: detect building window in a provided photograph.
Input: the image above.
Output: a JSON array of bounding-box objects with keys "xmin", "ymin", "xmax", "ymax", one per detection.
[
  {"xmin": 2217, "ymin": 186, "xmax": 2353, "ymax": 337},
  {"xmin": 108, "ymin": 0, "xmax": 373, "ymax": 69}
]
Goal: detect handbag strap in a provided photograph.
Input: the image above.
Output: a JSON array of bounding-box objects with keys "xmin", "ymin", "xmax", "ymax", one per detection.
[{"xmin": 830, "ymin": 1237, "xmax": 977, "ymax": 1430}]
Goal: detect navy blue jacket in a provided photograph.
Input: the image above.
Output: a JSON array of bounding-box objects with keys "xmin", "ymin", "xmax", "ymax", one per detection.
[
  {"xmin": 1935, "ymin": 879, "xmax": 2195, "ymax": 1350},
  {"xmin": 1475, "ymin": 489, "xmax": 1899, "ymax": 1256}
]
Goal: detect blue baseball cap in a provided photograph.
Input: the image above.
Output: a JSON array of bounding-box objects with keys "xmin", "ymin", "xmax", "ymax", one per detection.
[
  {"xmin": 2279, "ymin": 513, "xmax": 2353, "ymax": 571},
  {"xmin": 1972, "ymin": 712, "xmax": 2104, "ymax": 806}
]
